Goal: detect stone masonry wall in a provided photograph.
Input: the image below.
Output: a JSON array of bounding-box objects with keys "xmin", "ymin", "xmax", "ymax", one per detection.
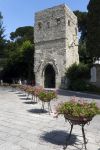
[{"xmin": 34, "ymin": 4, "xmax": 79, "ymax": 88}]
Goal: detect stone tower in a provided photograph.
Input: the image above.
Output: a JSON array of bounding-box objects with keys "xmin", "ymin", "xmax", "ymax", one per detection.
[{"xmin": 34, "ymin": 4, "xmax": 79, "ymax": 88}]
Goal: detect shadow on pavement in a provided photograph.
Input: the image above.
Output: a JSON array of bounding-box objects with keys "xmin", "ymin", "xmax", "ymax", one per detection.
[
  {"xmin": 9, "ymin": 90, "xmax": 16, "ymax": 92},
  {"xmin": 40, "ymin": 130, "xmax": 78, "ymax": 146},
  {"xmin": 20, "ymin": 97, "xmax": 31, "ymax": 100},
  {"xmin": 23, "ymin": 101, "xmax": 37, "ymax": 104},
  {"xmin": 58, "ymin": 89, "xmax": 100, "ymax": 100},
  {"xmin": 18, "ymin": 94, "xmax": 27, "ymax": 97},
  {"xmin": 27, "ymin": 108, "xmax": 48, "ymax": 114},
  {"xmin": 15, "ymin": 91, "xmax": 23, "ymax": 94}
]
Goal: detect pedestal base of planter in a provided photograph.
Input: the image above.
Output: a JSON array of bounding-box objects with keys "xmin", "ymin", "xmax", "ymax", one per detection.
[
  {"xmin": 63, "ymin": 115, "xmax": 93, "ymax": 150},
  {"xmin": 41, "ymin": 101, "xmax": 52, "ymax": 114}
]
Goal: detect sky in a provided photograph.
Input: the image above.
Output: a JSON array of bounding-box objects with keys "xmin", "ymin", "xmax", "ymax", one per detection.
[{"xmin": 0, "ymin": 0, "xmax": 90, "ymax": 39}]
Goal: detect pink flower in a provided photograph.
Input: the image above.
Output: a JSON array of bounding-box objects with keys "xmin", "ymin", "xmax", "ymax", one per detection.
[{"xmin": 70, "ymin": 96, "xmax": 78, "ymax": 103}]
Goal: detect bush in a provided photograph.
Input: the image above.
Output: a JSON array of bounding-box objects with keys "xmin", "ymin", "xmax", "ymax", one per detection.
[
  {"xmin": 66, "ymin": 63, "xmax": 90, "ymax": 81},
  {"xmin": 86, "ymin": 83, "xmax": 100, "ymax": 94},
  {"xmin": 69, "ymin": 79, "xmax": 100, "ymax": 94},
  {"xmin": 66, "ymin": 63, "xmax": 90, "ymax": 91},
  {"xmin": 69, "ymin": 80, "xmax": 88, "ymax": 91}
]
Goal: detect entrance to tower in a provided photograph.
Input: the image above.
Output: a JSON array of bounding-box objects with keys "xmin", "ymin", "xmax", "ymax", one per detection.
[{"xmin": 44, "ymin": 64, "xmax": 55, "ymax": 88}]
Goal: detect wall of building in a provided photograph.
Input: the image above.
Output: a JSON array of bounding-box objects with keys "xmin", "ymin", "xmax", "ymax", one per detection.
[
  {"xmin": 34, "ymin": 4, "xmax": 79, "ymax": 88},
  {"xmin": 91, "ymin": 64, "xmax": 100, "ymax": 87}
]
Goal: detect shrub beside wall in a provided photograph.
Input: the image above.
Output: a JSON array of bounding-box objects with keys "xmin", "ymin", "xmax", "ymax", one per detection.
[{"xmin": 66, "ymin": 63, "xmax": 90, "ymax": 91}]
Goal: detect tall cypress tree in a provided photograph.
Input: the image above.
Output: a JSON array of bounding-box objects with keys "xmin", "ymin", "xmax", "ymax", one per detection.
[
  {"xmin": 87, "ymin": 0, "xmax": 100, "ymax": 62},
  {"xmin": 0, "ymin": 12, "xmax": 6, "ymax": 79},
  {"xmin": 0, "ymin": 12, "xmax": 5, "ymax": 57}
]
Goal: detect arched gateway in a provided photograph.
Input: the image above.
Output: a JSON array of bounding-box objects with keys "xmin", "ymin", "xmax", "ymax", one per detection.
[
  {"xmin": 44, "ymin": 64, "xmax": 55, "ymax": 88},
  {"xmin": 34, "ymin": 4, "xmax": 79, "ymax": 88}
]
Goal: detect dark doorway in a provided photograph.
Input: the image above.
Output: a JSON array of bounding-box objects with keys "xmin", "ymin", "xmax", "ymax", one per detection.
[{"xmin": 44, "ymin": 64, "xmax": 55, "ymax": 88}]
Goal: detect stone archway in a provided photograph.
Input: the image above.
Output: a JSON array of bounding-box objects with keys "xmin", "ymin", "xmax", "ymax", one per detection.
[{"xmin": 44, "ymin": 64, "xmax": 55, "ymax": 88}]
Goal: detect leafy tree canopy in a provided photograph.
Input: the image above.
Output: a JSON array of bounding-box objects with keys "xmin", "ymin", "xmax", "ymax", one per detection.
[
  {"xmin": 87, "ymin": 0, "xmax": 100, "ymax": 61},
  {"xmin": 74, "ymin": 11, "xmax": 92, "ymax": 64},
  {"xmin": 3, "ymin": 41, "xmax": 34, "ymax": 83},
  {"xmin": 74, "ymin": 10, "xmax": 87, "ymax": 41},
  {"xmin": 10, "ymin": 26, "xmax": 34, "ymax": 44},
  {"xmin": 0, "ymin": 12, "xmax": 6, "ymax": 57}
]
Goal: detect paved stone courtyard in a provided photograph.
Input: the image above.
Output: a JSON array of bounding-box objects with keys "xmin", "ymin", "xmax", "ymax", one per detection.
[{"xmin": 0, "ymin": 87, "xmax": 100, "ymax": 150}]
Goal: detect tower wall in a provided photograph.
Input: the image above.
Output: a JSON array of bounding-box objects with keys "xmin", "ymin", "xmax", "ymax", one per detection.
[{"xmin": 34, "ymin": 4, "xmax": 79, "ymax": 88}]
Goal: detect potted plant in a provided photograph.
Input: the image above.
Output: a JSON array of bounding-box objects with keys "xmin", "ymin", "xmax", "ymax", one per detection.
[
  {"xmin": 34, "ymin": 86, "xmax": 43, "ymax": 97},
  {"xmin": 25, "ymin": 86, "xmax": 35, "ymax": 100},
  {"xmin": 11, "ymin": 84, "xmax": 19, "ymax": 91},
  {"xmin": 38, "ymin": 90, "xmax": 57, "ymax": 112},
  {"xmin": 56, "ymin": 97, "xmax": 100, "ymax": 124},
  {"xmin": 56, "ymin": 97, "xmax": 100, "ymax": 150}
]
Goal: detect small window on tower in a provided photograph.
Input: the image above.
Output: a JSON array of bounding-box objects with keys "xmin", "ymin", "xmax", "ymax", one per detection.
[
  {"xmin": 38, "ymin": 22, "xmax": 42, "ymax": 30},
  {"xmin": 56, "ymin": 18, "xmax": 61, "ymax": 25},
  {"xmin": 68, "ymin": 20, "xmax": 71, "ymax": 26},
  {"xmin": 47, "ymin": 22, "xmax": 50, "ymax": 28}
]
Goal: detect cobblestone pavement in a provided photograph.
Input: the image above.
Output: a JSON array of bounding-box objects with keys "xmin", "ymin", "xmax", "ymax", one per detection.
[{"xmin": 0, "ymin": 87, "xmax": 100, "ymax": 150}]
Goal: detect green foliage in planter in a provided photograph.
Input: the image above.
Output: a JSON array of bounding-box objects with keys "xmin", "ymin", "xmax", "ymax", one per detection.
[
  {"xmin": 38, "ymin": 90, "xmax": 57, "ymax": 102},
  {"xmin": 56, "ymin": 98, "xmax": 100, "ymax": 118},
  {"xmin": 11, "ymin": 84, "xmax": 19, "ymax": 88},
  {"xmin": 25, "ymin": 86, "xmax": 34, "ymax": 94}
]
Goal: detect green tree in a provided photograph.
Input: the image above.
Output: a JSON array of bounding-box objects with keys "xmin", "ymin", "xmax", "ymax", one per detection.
[
  {"xmin": 0, "ymin": 12, "xmax": 6, "ymax": 79},
  {"xmin": 3, "ymin": 41, "xmax": 34, "ymax": 83},
  {"xmin": 2, "ymin": 25, "xmax": 35, "ymax": 83},
  {"xmin": 10, "ymin": 26, "xmax": 34, "ymax": 44},
  {"xmin": 20, "ymin": 41, "xmax": 34, "ymax": 82},
  {"xmin": 74, "ymin": 10, "xmax": 93, "ymax": 64},
  {"xmin": 0, "ymin": 12, "xmax": 6, "ymax": 57},
  {"xmin": 74, "ymin": 11, "xmax": 88, "ymax": 63},
  {"xmin": 74, "ymin": 11, "xmax": 87, "ymax": 41},
  {"xmin": 87, "ymin": 0, "xmax": 100, "ymax": 62}
]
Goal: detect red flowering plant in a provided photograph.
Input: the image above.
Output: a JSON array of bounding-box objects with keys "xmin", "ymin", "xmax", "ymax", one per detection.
[
  {"xmin": 10, "ymin": 84, "xmax": 21, "ymax": 91},
  {"xmin": 24, "ymin": 86, "xmax": 34, "ymax": 94},
  {"xmin": 34, "ymin": 86, "xmax": 43, "ymax": 97},
  {"xmin": 18, "ymin": 85, "xmax": 26, "ymax": 91},
  {"xmin": 56, "ymin": 97, "xmax": 100, "ymax": 123},
  {"xmin": 1, "ymin": 83, "xmax": 9, "ymax": 87},
  {"xmin": 25, "ymin": 86, "xmax": 43, "ymax": 99},
  {"xmin": 11, "ymin": 84, "xmax": 19, "ymax": 88}
]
